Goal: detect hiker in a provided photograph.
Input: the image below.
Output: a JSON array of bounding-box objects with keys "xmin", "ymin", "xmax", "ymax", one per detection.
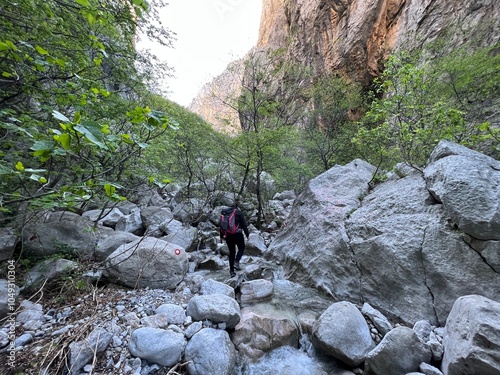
[{"xmin": 220, "ymin": 202, "xmax": 249, "ymax": 277}]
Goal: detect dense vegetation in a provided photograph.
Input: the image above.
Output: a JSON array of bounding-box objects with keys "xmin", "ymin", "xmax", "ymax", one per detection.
[{"xmin": 1, "ymin": 0, "xmax": 499, "ymax": 230}]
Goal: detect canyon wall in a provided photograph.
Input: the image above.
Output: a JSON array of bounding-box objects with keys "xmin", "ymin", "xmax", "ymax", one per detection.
[{"xmin": 191, "ymin": 0, "xmax": 500, "ymax": 130}]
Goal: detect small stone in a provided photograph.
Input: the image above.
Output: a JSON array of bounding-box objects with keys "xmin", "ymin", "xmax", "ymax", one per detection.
[
  {"xmin": 83, "ymin": 364, "xmax": 93, "ymax": 372},
  {"xmin": 15, "ymin": 333, "xmax": 33, "ymax": 347}
]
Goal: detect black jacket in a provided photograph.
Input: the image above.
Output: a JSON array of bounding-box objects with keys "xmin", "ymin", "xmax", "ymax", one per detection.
[{"xmin": 220, "ymin": 207, "xmax": 249, "ymax": 239}]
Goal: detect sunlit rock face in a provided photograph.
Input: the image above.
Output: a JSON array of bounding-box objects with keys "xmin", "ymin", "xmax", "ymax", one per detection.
[
  {"xmin": 188, "ymin": 58, "xmax": 244, "ymax": 135},
  {"xmin": 191, "ymin": 0, "xmax": 500, "ymax": 131},
  {"xmin": 257, "ymin": 0, "xmax": 500, "ymax": 86}
]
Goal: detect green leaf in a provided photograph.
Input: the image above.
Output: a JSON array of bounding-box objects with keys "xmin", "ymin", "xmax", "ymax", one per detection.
[
  {"xmin": 76, "ymin": 0, "xmax": 90, "ymax": 6},
  {"xmin": 0, "ymin": 164, "xmax": 13, "ymax": 175},
  {"xmin": 74, "ymin": 123, "xmax": 107, "ymax": 149},
  {"xmin": 74, "ymin": 111, "xmax": 81, "ymax": 124},
  {"xmin": 57, "ymin": 133, "xmax": 71, "ymax": 150},
  {"xmin": 15, "ymin": 161, "xmax": 25, "ymax": 171},
  {"xmin": 0, "ymin": 40, "xmax": 17, "ymax": 52},
  {"xmin": 0, "ymin": 122, "xmax": 34, "ymax": 137},
  {"xmin": 35, "ymin": 45, "xmax": 49, "ymax": 55},
  {"xmin": 104, "ymin": 184, "xmax": 115, "ymax": 196},
  {"xmin": 53, "ymin": 110, "xmax": 70, "ymax": 123}
]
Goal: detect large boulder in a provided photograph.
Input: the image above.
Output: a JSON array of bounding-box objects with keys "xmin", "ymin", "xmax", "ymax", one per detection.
[
  {"xmin": 184, "ymin": 328, "xmax": 236, "ymax": 375},
  {"xmin": 201, "ymin": 278, "xmax": 235, "ymax": 298},
  {"xmin": 0, "ymin": 227, "xmax": 16, "ymax": 262},
  {"xmin": 240, "ymin": 279, "xmax": 274, "ymax": 305},
  {"xmin": 94, "ymin": 231, "xmax": 140, "ymax": 261},
  {"xmin": 21, "ymin": 212, "xmax": 112, "ymax": 257},
  {"xmin": 442, "ymin": 295, "xmax": 500, "ymax": 375},
  {"xmin": 103, "ymin": 237, "xmax": 188, "ymax": 289},
  {"xmin": 128, "ymin": 327, "xmax": 186, "ymax": 367},
  {"xmin": 162, "ymin": 226, "xmax": 198, "ymax": 252},
  {"xmin": 348, "ymin": 173, "xmax": 500, "ymax": 325},
  {"xmin": 364, "ymin": 326, "xmax": 431, "ymax": 375},
  {"xmin": 267, "ymin": 143, "xmax": 500, "ymax": 325},
  {"xmin": 266, "ymin": 159, "xmax": 376, "ymax": 299},
  {"xmin": 115, "ymin": 208, "xmax": 144, "ymax": 235},
  {"xmin": 231, "ymin": 305, "xmax": 299, "ymax": 360},
  {"xmin": 424, "ymin": 140, "xmax": 500, "ymax": 240},
  {"xmin": 246, "ymin": 233, "xmax": 268, "ymax": 256},
  {"xmin": 81, "ymin": 208, "xmax": 124, "ymax": 227},
  {"xmin": 140, "ymin": 206, "xmax": 174, "ymax": 236},
  {"xmin": 23, "ymin": 258, "xmax": 78, "ymax": 292},
  {"xmin": 186, "ymin": 294, "xmax": 240, "ymax": 328},
  {"xmin": 311, "ymin": 301, "xmax": 373, "ymax": 367}
]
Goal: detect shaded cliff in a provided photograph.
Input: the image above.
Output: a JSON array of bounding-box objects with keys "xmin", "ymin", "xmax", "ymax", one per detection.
[{"xmin": 191, "ymin": 0, "xmax": 500, "ymax": 130}]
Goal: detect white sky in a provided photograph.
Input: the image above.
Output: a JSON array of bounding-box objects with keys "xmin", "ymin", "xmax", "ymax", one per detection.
[{"xmin": 140, "ymin": 0, "xmax": 262, "ymax": 107}]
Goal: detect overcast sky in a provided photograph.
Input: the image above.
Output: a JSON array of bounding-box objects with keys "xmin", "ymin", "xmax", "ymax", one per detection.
[{"xmin": 139, "ymin": 0, "xmax": 262, "ymax": 107}]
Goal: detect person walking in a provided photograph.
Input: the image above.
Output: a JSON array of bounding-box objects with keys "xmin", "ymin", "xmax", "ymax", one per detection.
[{"xmin": 220, "ymin": 202, "xmax": 249, "ymax": 277}]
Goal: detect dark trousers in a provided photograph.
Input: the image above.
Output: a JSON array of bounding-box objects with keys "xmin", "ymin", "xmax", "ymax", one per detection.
[{"xmin": 226, "ymin": 232, "xmax": 245, "ymax": 272}]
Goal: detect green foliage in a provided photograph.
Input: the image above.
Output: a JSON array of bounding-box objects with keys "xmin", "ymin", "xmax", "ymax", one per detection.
[
  {"xmin": 354, "ymin": 45, "xmax": 500, "ymax": 170},
  {"xmin": 139, "ymin": 98, "xmax": 226, "ymax": 199},
  {"xmin": 230, "ymin": 50, "xmax": 312, "ymax": 224},
  {"xmin": 304, "ymin": 74, "xmax": 364, "ymax": 172},
  {"xmin": 0, "ymin": 0, "xmax": 174, "ymax": 218}
]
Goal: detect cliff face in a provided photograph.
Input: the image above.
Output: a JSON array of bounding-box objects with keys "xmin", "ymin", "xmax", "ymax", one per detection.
[
  {"xmin": 189, "ymin": 58, "xmax": 245, "ymax": 134},
  {"xmin": 191, "ymin": 0, "xmax": 500, "ymax": 130},
  {"xmin": 260, "ymin": 0, "xmax": 500, "ymax": 85}
]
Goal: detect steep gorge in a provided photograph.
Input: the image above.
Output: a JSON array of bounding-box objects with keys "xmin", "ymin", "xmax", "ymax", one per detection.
[{"xmin": 190, "ymin": 0, "xmax": 500, "ymax": 130}]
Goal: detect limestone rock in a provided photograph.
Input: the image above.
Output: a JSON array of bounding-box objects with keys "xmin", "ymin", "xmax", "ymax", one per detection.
[
  {"xmin": 240, "ymin": 279, "xmax": 274, "ymax": 305},
  {"xmin": 267, "ymin": 142, "xmax": 500, "ymax": 325},
  {"xmin": 67, "ymin": 327, "xmax": 112, "ymax": 375},
  {"xmin": 362, "ymin": 303, "xmax": 393, "ymax": 336},
  {"xmin": 246, "ymin": 233, "xmax": 268, "ymax": 256},
  {"xmin": 365, "ymin": 326, "xmax": 432, "ymax": 375},
  {"xmin": 311, "ymin": 301, "xmax": 373, "ymax": 367},
  {"xmin": 95, "ymin": 231, "xmax": 140, "ymax": 261},
  {"xmin": 186, "ymin": 294, "xmax": 240, "ymax": 329},
  {"xmin": 442, "ymin": 295, "xmax": 500, "ymax": 375},
  {"xmin": 267, "ymin": 159, "xmax": 376, "ymax": 301},
  {"xmin": 424, "ymin": 141, "xmax": 500, "ymax": 240},
  {"xmin": 201, "ymin": 278, "xmax": 235, "ymax": 298},
  {"xmin": 0, "ymin": 227, "xmax": 16, "ymax": 262},
  {"xmin": 155, "ymin": 303, "xmax": 186, "ymax": 325},
  {"xmin": 103, "ymin": 237, "xmax": 188, "ymax": 289},
  {"xmin": 24, "ymin": 258, "xmax": 78, "ymax": 292},
  {"xmin": 231, "ymin": 305, "xmax": 299, "ymax": 360},
  {"xmin": 21, "ymin": 213, "xmax": 111, "ymax": 257},
  {"xmin": 128, "ymin": 327, "xmax": 186, "ymax": 367},
  {"xmin": 185, "ymin": 328, "xmax": 236, "ymax": 375},
  {"xmin": 81, "ymin": 208, "xmax": 124, "ymax": 227}
]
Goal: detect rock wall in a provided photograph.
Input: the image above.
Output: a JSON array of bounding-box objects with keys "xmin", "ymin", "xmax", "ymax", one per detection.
[
  {"xmin": 191, "ymin": 0, "xmax": 500, "ymax": 130},
  {"xmin": 266, "ymin": 141, "xmax": 500, "ymax": 326},
  {"xmin": 188, "ymin": 58, "xmax": 245, "ymax": 135}
]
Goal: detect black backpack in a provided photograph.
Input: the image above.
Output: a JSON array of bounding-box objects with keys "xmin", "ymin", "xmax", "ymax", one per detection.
[{"xmin": 220, "ymin": 208, "xmax": 239, "ymax": 235}]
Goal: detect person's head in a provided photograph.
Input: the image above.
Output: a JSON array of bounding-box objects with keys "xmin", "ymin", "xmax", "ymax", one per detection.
[{"xmin": 232, "ymin": 200, "xmax": 239, "ymax": 208}]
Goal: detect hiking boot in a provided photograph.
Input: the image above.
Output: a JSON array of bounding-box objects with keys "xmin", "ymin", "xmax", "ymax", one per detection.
[
  {"xmin": 230, "ymin": 271, "xmax": 236, "ymax": 278},
  {"xmin": 234, "ymin": 261, "xmax": 241, "ymax": 270}
]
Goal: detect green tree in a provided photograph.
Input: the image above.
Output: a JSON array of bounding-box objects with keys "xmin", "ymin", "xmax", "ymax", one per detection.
[
  {"xmin": 354, "ymin": 44, "xmax": 500, "ymax": 176},
  {"xmin": 355, "ymin": 52, "xmax": 468, "ymax": 171},
  {"xmin": 0, "ymin": 0, "xmax": 174, "ymax": 218},
  {"xmin": 304, "ymin": 74, "xmax": 363, "ymax": 172},
  {"xmin": 142, "ymin": 100, "xmax": 228, "ymax": 204},
  {"xmin": 230, "ymin": 49, "xmax": 310, "ymax": 226}
]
